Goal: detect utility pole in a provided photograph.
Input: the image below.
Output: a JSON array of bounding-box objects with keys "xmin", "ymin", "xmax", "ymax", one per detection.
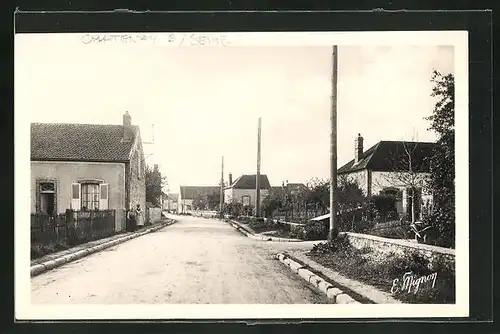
[
  {"xmin": 256, "ymin": 117, "xmax": 262, "ymax": 218},
  {"xmin": 329, "ymin": 45, "xmax": 339, "ymax": 241},
  {"xmin": 220, "ymin": 156, "xmax": 224, "ymax": 217}
]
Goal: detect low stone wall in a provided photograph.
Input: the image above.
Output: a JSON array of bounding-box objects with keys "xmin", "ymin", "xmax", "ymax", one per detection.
[
  {"xmin": 345, "ymin": 232, "xmax": 455, "ymax": 272},
  {"xmin": 147, "ymin": 208, "xmax": 162, "ymax": 224}
]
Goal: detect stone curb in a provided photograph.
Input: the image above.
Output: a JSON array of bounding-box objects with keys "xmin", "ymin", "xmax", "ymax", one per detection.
[
  {"xmin": 30, "ymin": 220, "xmax": 176, "ymax": 278},
  {"xmin": 225, "ymin": 219, "xmax": 303, "ymax": 243},
  {"xmin": 275, "ymin": 252, "xmax": 361, "ymax": 304}
]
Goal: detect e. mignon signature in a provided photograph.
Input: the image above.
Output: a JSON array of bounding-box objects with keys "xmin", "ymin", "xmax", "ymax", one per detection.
[{"xmin": 391, "ymin": 271, "xmax": 438, "ymax": 294}]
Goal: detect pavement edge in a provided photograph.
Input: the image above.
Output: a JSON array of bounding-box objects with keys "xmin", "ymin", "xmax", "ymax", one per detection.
[
  {"xmin": 224, "ymin": 219, "xmax": 303, "ymax": 243},
  {"xmin": 275, "ymin": 252, "xmax": 362, "ymax": 304},
  {"xmin": 30, "ymin": 219, "xmax": 176, "ymax": 278}
]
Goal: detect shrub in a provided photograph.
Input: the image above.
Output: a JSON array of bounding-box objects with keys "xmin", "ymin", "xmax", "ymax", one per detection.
[
  {"xmin": 309, "ymin": 234, "xmax": 353, "ymax": 255},
  {"xmin": 423, "ymin": 206, "xmax": 455, "ymax": 248},
  {"xmin": 248, "ymin": 218, "xmax": 275, "ymax": 233},
  {"xmin": 302, "ymin": 221, "xmax": 328, "ymax": 240}
]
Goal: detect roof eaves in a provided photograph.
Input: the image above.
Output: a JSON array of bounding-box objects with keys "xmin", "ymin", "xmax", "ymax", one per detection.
[{"xmin": 31, "ymin": 157, "xmax": 129, "ymax": 163}]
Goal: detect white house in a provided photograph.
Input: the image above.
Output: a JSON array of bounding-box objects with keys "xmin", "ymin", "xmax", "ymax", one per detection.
[
  {"xmin": 338, "ymin": 134, "xmax": 435, "ymax": 219},
  {"xmin": 223, "ymin": 173, "xmax": 271, "ymax": 207},
  {"xmin": 178, "ymin": 186, "xmax": 220, "ymax": 213},
  {"xmin": 162, "ymin": 193, "xmax": 178, "ymax": 212}
]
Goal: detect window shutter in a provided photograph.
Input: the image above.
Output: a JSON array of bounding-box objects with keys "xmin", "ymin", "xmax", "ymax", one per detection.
[
  {"xmin": 71, "ymin": 183, "xmax": 81, "ymax": 211},
  {"xmin": 100, "ymin": 183, "xmax": 109, "ymax": 210}
]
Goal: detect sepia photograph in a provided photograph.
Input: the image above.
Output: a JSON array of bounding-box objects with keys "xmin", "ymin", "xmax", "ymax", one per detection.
[{"xmin": 15, "ymin": 31, "xmax": 469, "ymax": 320}]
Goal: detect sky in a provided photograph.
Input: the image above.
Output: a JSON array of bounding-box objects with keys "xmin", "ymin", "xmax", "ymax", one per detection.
[{"xmin": 16, "ymin": 34, "xmax": 454, "ymax": 193}]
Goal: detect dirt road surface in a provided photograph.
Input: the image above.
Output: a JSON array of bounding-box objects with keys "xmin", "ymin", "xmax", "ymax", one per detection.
[{"xmin": 31, "ymin": 215, "xmax": 330, "ymax": 304}]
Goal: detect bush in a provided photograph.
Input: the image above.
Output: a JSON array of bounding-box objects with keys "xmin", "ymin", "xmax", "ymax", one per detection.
[
  {"xmin": 248, "ymin": 218, "xmax": 275, "ymax": 233},
  {"xmin": 309, "ymin": 234, "xmax": 353, "ymax": 255},
  {"xmin": 371, "ymin": 195, "xmax": 397, "ymax": 215},
  {"xmin": 423, "ymin": 206, "xmax": 455, "ymax": 248}
]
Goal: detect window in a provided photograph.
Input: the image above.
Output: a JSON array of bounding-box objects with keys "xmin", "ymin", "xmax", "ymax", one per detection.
[
  {"xmin": 81, "ymin": 183, "xmax": 100, "ymax": 210},
  {"xmin": 38, "ymin": 181, "xmax": 56, "ymax": 215},
  {"xmin": 72, "ymin": 182, "xmax": 109, "ymax": 211},
  {"xmin": 242, "ymin": 195, "xmax": 251, "ymax": 207}
]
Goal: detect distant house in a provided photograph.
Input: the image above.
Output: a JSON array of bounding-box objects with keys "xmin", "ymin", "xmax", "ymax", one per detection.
[
  {"xmin": 163, "ymin": 193, "xmax": 179, "ymax": 212},
  {"xmin": 338, "ymin": 133, "xmax": 435, "ymax": 218},
  {"xmin": 270, "ymin": 182, "xmax": 309, "ymax": 197},
  {"xmin": 30, "ymin": 111, "xmax": 146, "ymax": 231},
  {"xmin": 224, "ymin": 173, "xmax": 271, "ymax": 207},
  {"xmin": 178, "ymin": 186, "xmax": 220, "ymax": 213}
]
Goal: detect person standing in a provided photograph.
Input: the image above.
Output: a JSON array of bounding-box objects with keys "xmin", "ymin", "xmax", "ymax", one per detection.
[
  {"xmin": 135, "ymin": 204, "xmax": 144, "ymax": 229},
  {"xmin": 126, "ymin": 206, "xmax": 136, "ymax": 231}
]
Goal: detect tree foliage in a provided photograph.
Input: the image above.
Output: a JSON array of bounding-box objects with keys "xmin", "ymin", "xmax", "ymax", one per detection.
[
  {"xmin": 145, "ymin": 164, "xmax": 167, "ymax": 207},
  {"xmin": 424, "ymin": 70, "xmax": 455, "ymax": 247}
]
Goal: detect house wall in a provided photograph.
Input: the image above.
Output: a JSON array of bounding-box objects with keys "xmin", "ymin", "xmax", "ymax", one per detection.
[
  {"xmin": 178, "ymin": 199, "xmax": 193, "ymax": 213},
  {"xmin": 128, "ymin": 139, "xmax": 146, "ymax": 222},
  {"xmin": 342, "ymin": 170, "xmax": 369, "ymax": 195},
  {"xmin": 224, "ymin": 188, "xmax": 269, "ymax": 206},
  {"xmin": 162, "ymin": 199, "xmax": 178, "ymax": 212},
  {"xmin": 341, "ymin": 170, "xmax": 432, "ymax": 217},
  {"xmin": 371, "ymin": 171, "xmax": 429, "ymax": 195},
  {"xmin": 31, "ymin": 161, "xmax": 126, "ymax": 231}
]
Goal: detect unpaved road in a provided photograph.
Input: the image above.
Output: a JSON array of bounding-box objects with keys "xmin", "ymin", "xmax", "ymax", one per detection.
[{"xmin": 31, "ymin": 215, "xmax": 330, "ymax": 304}]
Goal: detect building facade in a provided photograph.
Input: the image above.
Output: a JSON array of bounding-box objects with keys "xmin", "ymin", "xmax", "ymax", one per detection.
[
  {"xmin": 223, "ymin": 174, "xmax": 271, "ymax": 208},
  {"xmin": 338, "ymin": 134, "xmax": 435, "ymax": 219},
  {"xmin": 30, "ymin": 112, "xmax": 146, "ymax": 232}
]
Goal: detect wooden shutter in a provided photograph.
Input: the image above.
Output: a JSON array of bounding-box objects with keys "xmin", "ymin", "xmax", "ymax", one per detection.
[
  {"xmin": 71, "ymin": 183, "xmax": 81, "ymax": 211},
  {"xmin": 99, "ymin": 183, "xmax": 109, "ymax": 210}
]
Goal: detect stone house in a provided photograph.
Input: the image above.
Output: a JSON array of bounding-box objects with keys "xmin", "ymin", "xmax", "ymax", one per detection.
[
  {"xmin": 337, "ymin": 134, "xmax": 436, "ymax": 219},
  {"xmin": 178, "ymin": 186, "xmax": 220, "ymax": 213},
  {"xmin": 223, "ymin": 173, "xmax": 271, "ymax": 207},
  {"xmin": 162, "ymin": 193, "xmax": 179, "ymax": 212},
  {"xmin": 30, "ymin": 111, "xmax": 146, "ymax": 232}
]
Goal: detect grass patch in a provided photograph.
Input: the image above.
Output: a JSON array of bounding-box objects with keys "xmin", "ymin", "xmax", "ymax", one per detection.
[{"xmin": 306, "ymin": 235, "xmax": 455, "ymax": 304}]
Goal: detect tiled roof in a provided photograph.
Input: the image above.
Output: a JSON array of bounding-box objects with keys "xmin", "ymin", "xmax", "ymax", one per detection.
[
  {"xmin": 338, "ymin": 141, "xmax": 436, "ymax": 174},
  {"xmin": 31, "ymin": 123, "xmax": 138, "ymax": 162},
  {"xmin": 166, "ymin": 193, "xmax": 179, "ymax": 201},
  {"xmin": 180, "ymin": 186, "xmax": 221, "ymax": 200},
  {"xmin": 228, "ymin": 174, "xmax": 271, "ymax": 190}
]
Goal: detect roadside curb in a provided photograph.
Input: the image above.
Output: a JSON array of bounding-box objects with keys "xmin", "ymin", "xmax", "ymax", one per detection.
[
  {"xmin": 276, "ymin": 252, "xmax": 361, "ymax": 304},
  {"xmin": 30, "ymin": 220, "xmax": 176, "ymax": 278},
  {"xmin": 225, "ymin": 219, "xmax": 303, "ymax": 243}
]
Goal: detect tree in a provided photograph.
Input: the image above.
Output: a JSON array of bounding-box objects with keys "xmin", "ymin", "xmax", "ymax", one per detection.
[
  {"xmin": 145, "ymin": 164, "xmax": 167, "ymax": 207},
  {"xmin": 374, "ymin": 139, "xmax": 430, "ymax": 223},
  {"xmin": 424, "ymin": 70, "xmax": 455, "ymax": 247},
  {"xmin": 307, "ymin": 178, "xmax": 330, "ymax": 215},
  {"xmin": 192, "ymin": 191, "xmax": 206, "ymax": 211},
  {"xmin": 337, "ymin": 175, "xmax": 366, "ymax": 213},
  {"xmin": 261, "ymin": 188, "xmax": 283, "ymax": 218}
]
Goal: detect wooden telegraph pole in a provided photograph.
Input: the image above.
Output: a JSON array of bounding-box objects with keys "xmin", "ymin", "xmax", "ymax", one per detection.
[
  {"xmin": 329, "ymin": 45, "xmax": 339, "ymax": 241},
  {"xmin": 220, "ymin": 156, "xmax": 224, "ymax": 217},
  {"xmin": 256, "ymin": 117, "xmax": 262, "ymax": 218}
]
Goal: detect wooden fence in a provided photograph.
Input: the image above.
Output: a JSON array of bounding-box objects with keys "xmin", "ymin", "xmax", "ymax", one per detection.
[{"xmin": 31, "ymin": 209, "xmax": 116, "ymax": 247}]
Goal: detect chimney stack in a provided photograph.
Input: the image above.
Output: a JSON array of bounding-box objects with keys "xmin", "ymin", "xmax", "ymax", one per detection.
[
  {"xmin": 123, "ymin": 111, "xmax": 133, "ymax": 142},
  {"xmin": 354, "ymin": 133, "xmax": 363, "ymax": 163},
  {"xmin": 228, "ymin": 172, "xmax": 233, "ymax": 186}
]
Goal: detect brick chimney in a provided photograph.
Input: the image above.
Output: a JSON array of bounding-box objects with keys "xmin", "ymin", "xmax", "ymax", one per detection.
[
  {"xmin": 123, "ymin": 111, "xmax": 133, "ymax": 142},
  {"xmin": 228, "ymin": 173, "xmax": 233, "ymax": 186},
  {"xmin": 354, "ymin": 133, "xmax": 364, "ymax": 163}
]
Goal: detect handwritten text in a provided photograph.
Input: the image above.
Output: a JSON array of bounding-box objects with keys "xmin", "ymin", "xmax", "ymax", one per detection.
[
  {"xmin": 81, "ymin": 34, "xmax": 157, "ymax": 45},
  {"xmin": 80, "ymin": 33, "xmax": 230, "ymax": 47},
  {"xmin": 156, "ymin": 33, "xmax": 230, "ymax": 47},
  {"xmin": 391, "ymin": 271, "xmax": 437, "ymax": 294}
]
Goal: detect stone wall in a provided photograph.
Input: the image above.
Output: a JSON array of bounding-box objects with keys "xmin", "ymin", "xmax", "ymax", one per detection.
[
  {"xmin": 147, "ymin": 207, "xmax": 162, "ymax": 224},
  {"xmin": 345, "ymin": 232, "xmax": 455, "ymax": 272},
  {"xmin": 129, "ymin": 139, "xmax": 146, "ymax": 220}
]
